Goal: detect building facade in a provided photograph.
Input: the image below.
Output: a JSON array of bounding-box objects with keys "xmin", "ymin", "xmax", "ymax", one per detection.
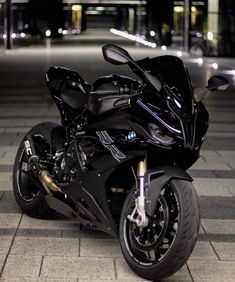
[{"xmin": 0, "ymin": 0, "xmax": 234, "ymax": 56}]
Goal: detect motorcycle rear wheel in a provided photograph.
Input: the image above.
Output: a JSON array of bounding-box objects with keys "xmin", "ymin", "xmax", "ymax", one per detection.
[
  {"xmin": 119, "ymin": 179, "xmax": 199, "ymax": 281},
  {"xmin": 13, "ymin": 122, "xmax": 59, "ymax": 219}
]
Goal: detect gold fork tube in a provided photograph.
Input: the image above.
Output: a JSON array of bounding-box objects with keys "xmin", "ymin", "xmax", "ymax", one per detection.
[{"xmin": 137, "ymin": 154, "xmax": 147, "ymax": 177}]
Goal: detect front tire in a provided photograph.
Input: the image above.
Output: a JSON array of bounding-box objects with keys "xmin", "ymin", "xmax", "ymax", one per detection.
[{"xmin": 119, "ymin": 179, "xmax": 200, "ymax": 281}]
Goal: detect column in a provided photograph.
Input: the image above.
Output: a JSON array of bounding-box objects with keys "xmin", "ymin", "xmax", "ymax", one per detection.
[{"xmin": 4, "ymin": 0, "xmax": 12, "ymax": 49}]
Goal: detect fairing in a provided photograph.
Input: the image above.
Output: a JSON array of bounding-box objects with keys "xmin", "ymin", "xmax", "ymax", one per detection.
[{"xmin": 136, "ymin": 55, "xmax": 209, "ymax": 151}]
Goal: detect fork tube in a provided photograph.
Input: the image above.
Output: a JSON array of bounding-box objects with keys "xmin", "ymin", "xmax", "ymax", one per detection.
[{"xmin": 137, "ymin": 155, "xmax": 147, "ymax": 196}]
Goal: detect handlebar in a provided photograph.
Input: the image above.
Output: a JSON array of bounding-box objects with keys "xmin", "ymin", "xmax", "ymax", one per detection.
[{"xmin": 90, "ymin": 86, "xmax": 130, "ymax": 96}]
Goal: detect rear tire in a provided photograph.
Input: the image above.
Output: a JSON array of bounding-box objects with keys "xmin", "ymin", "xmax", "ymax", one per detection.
[
  {"xmin": 119, "ymin": 179, "xmax": 200, "ymax": 281},
  {"xmin": 13, "ymin": 122, "xmax": 61, "ymax": 219}
]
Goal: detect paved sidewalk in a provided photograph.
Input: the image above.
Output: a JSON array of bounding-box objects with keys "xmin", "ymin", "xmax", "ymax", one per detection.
[{"xmin": 0, "ymin": 43, "xmax": 235, "ymax": 281}]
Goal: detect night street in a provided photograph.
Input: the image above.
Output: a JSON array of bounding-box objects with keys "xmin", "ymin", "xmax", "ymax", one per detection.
[{"xmin": 0, "ymin": 33, "xmax": 235, "ymax": 281}]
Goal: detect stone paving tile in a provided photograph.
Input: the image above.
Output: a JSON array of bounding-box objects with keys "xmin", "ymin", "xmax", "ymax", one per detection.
[
  {"xmin": 1, "ymin": 255, "xmax": 42, "ymax": 278},
  {"xmin": 16, "ymin": 228, "xmax": 62, "ymax": 238},
  {"xmin": 79, "ymin": 272, "xmax": 193, "ymax": 282},
  {"xmin": 78, "ymin": 280, "xmax": 146, "ymax": 282},
  {"xmin": 115, "ymin": 258, "xmax": 148, "ymax": 281},
  {"xmin": 12, "ymin": 118, "xmax": 43, "ymax": 127},
  {"xmin": 0, "ymin": 157, "xmax": 14, "ymax": 165},
  {"xmin": 201, "ymin": 219, "xmax": 235, "ymax": 235},
  {"xmin": 0, "ymin": 165, "xmax": 13, "ymax": 172},
  {"xmin": 0, "ymin": 192, "xmax": 22, "ymax": 214},
  {"xmin": 0, "ymin": 236, "xmax": 13, "ymax": 255},
  {"xmin": 190, "ymin": 161, "xmax": 231, "ymax": 171},
  {"xmin": 188, "ymin": 169, "xmax": 217, "ymax": 178},
  {"xmin": 0, "ymin": 173, "xmax": 12, "ymax": 192},
  {"xmin": 0, "ymin": 214, "xmax": 21, "ymax": 228},
  {"xmin": 4, "ymin": 127, "xmax": 30, "ymax": 133},
  {"xmin": 202, "ymin": 152, "xmax": 235, "ymax": 164},
  {"xmin": 199, "ymin": 225, "xmax": 205, "ymax": 234},
  {"xmin": 41, "ymin": 256, "xmax": 115, "ymax": 279},
  {"xmin": 0, "ymin": 278, "xmax": 77, "ymax": 282},
  {"xmin": 19, "ymin": 214, "xmax": 80, "ymax": 230},
  {"xmin": 0, "ymin": 119, "xmax": 14, "ymax": 127},
  {"xmin": 193, "ymin": 178, "xmax": 234, "ymax": 197},
  {"xmin": 10, "ymin": 237, "xmax": 79, "ymax": 257},
  {"xmin": 1, "ymin": 149, "xmax": 18, "ymax": 163},
  {"xmin": 210, "ymin": 112, "xmax": 235, "ymax": 123},
  {"xmin": 0, "ymin": 133, "xmax": 23, "ymax": 147},
  {"xmin": 24, "ymin": 118, "xmax": 46, "ymax": 127},
  {"xmin": 200, "ymin": 150, "xmax": 221, "ymax": 158},
  {"xmin": 228, "ymin": 162, "xmax": 235, "ymax": 170},
  {"xmin": 218, "ymin": 150, "xmax": 235, "ymax": 157},
  {"xmin": 207, "ymin": 132, "xmax": 235, "ymax": 137},
  {"xmin": 0, "ymin": 146, "xmax": 18, "ymax": 157},
  {"xmin": 211, "ymin": 242, "xmax": 235, "ymax": 261},
  {"xmin": 0, "ymin": 255, "xmax": 6, "ymax": 275},
  {"xmin": 214, "ymin": 170, "xmax": 235, "ymax": 178},
  {"xmin": 115, "ymin": 258, "xmax": 192, "ymax": 281},
  {"xmin": 0, "ymin": 228, "xmax": 17, "ymax": 236},
  {"xmin": 0, "ymin": 108, "xmax": 19, "ymax": 117},
  {"xmin": 80, "ymin": 238, "xmax": 122, "ymax": 257},
  {"xmin": 199, "ymin": 196, "xmax": 235, "ymax": 220},
  {"xmin": 16, "ymin": 108, "xmax": 48, "ymax": 117},
  {"xmin": 228, "ymin": 185, "xmax": 235, "ymax": 196},
  {"xmin": 62, "ymin": 228, "xmax": 112, "ymax": 239},
  {"xmin": 0, "ymin": 172, "xmax": 12, "ymax": 188},
  {"xmin": 187, "ymin": 260, "xmax": 235, "ymax": 282},
  {"xmin": 163, "ymin": 265, "xmax": 193, "ymax": 282},
  {"xmin": 189, "ymin": 241, "xmax": 218, "ymax": 260},
  {"xmin": 199, "ymin": 233, "xmax": 235, "ymax": 243},
  {"xmin": 200, "ymin": 150, "xmax": 235, "ymax": 170},
  {"xmin": 202, "ymin": 137, "xmax": 235, "ymax": 151}
]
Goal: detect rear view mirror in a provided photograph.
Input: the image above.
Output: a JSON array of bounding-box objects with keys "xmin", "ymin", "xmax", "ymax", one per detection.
[
  {"xmin": 207, "ymin": 75, "xmax": 229, "ymax": 91},
  {"xmin": 102, "ymin": 44, "xmax": 133, "ymax": 65}
]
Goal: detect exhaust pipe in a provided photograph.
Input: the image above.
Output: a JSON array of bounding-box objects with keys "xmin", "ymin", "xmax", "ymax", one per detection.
[
  {"xmin": 24, "ymin": 139, "xmax": 61, "ymax": 194},
  {"xmin": 39, "ymin": 170, "xmax": 61, "ymax": 193}
]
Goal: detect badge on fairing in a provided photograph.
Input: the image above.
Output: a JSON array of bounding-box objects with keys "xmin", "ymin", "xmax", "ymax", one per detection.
[{"xmin": 96, "ymin": 131, "xmax": 126, "ymax": 162}]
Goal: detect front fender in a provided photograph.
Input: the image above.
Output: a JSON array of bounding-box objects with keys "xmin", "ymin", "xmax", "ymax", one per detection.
[{"xmin": 145, "ymin": 166, "xmax": 192, "ymax": 216}]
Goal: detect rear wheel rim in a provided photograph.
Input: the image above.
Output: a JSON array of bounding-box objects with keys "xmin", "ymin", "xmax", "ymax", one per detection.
[
  {"xmin": 123, "ymin": 184, "xmax": 180, "ymax": 265},
  {"xmin": 16, "ymin": 134, "xmax": 50, "ymax": 202},
  {"xmin": 16, "ymin": 148, "xmax": 40, "ymax": 202}
]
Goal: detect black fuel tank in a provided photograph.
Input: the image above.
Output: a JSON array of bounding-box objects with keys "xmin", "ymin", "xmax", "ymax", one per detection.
[{"xmin": 88, "ymin": 75, "xmax": 139, "ymax": 115}]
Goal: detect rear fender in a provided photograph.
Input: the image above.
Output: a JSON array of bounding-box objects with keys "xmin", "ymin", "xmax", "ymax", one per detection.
[
  {"xmin": 145, "ymin": 166, "xmax": 192, "ymax": 217},
  {"xmin": 24, "ymin": 122, "xmax": 65, "ymax": 155}
]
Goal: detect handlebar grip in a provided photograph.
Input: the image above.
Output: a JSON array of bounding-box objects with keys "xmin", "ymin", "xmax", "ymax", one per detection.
[
  {"xmin": 90, "ymin": 89, "xmax": 119, "ymax": 95},
  {"xmin": 90, "ymin": 86, "xmax": 130, "ymax": 96}
]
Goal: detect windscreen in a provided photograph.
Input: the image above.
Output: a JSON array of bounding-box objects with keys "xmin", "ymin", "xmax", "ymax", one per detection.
[{"xmin": 137, "ymin": 55, "xmax": 193, "ymax": 112}]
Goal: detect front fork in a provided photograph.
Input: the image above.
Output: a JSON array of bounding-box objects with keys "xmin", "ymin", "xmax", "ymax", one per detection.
[{"xmin": 127, "ymin": 155, "xmax": 149, "ymax": 227}]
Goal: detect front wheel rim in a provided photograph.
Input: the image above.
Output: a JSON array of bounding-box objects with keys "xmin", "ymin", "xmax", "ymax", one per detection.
[{"xmin": 123, "ymin": 184, "xmax": 180, "ymax": 265}]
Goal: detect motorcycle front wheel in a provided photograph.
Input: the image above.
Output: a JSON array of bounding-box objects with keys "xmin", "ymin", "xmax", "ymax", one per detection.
[{"xmin": 119, "ymin": 179, "xmax": 199, "ymax": 281}]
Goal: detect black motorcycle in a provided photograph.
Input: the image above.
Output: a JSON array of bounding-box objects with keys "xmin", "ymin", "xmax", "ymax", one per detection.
[{"xmin": 13, "ymin": 45, "xmax": 229, "ymax": 281}]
